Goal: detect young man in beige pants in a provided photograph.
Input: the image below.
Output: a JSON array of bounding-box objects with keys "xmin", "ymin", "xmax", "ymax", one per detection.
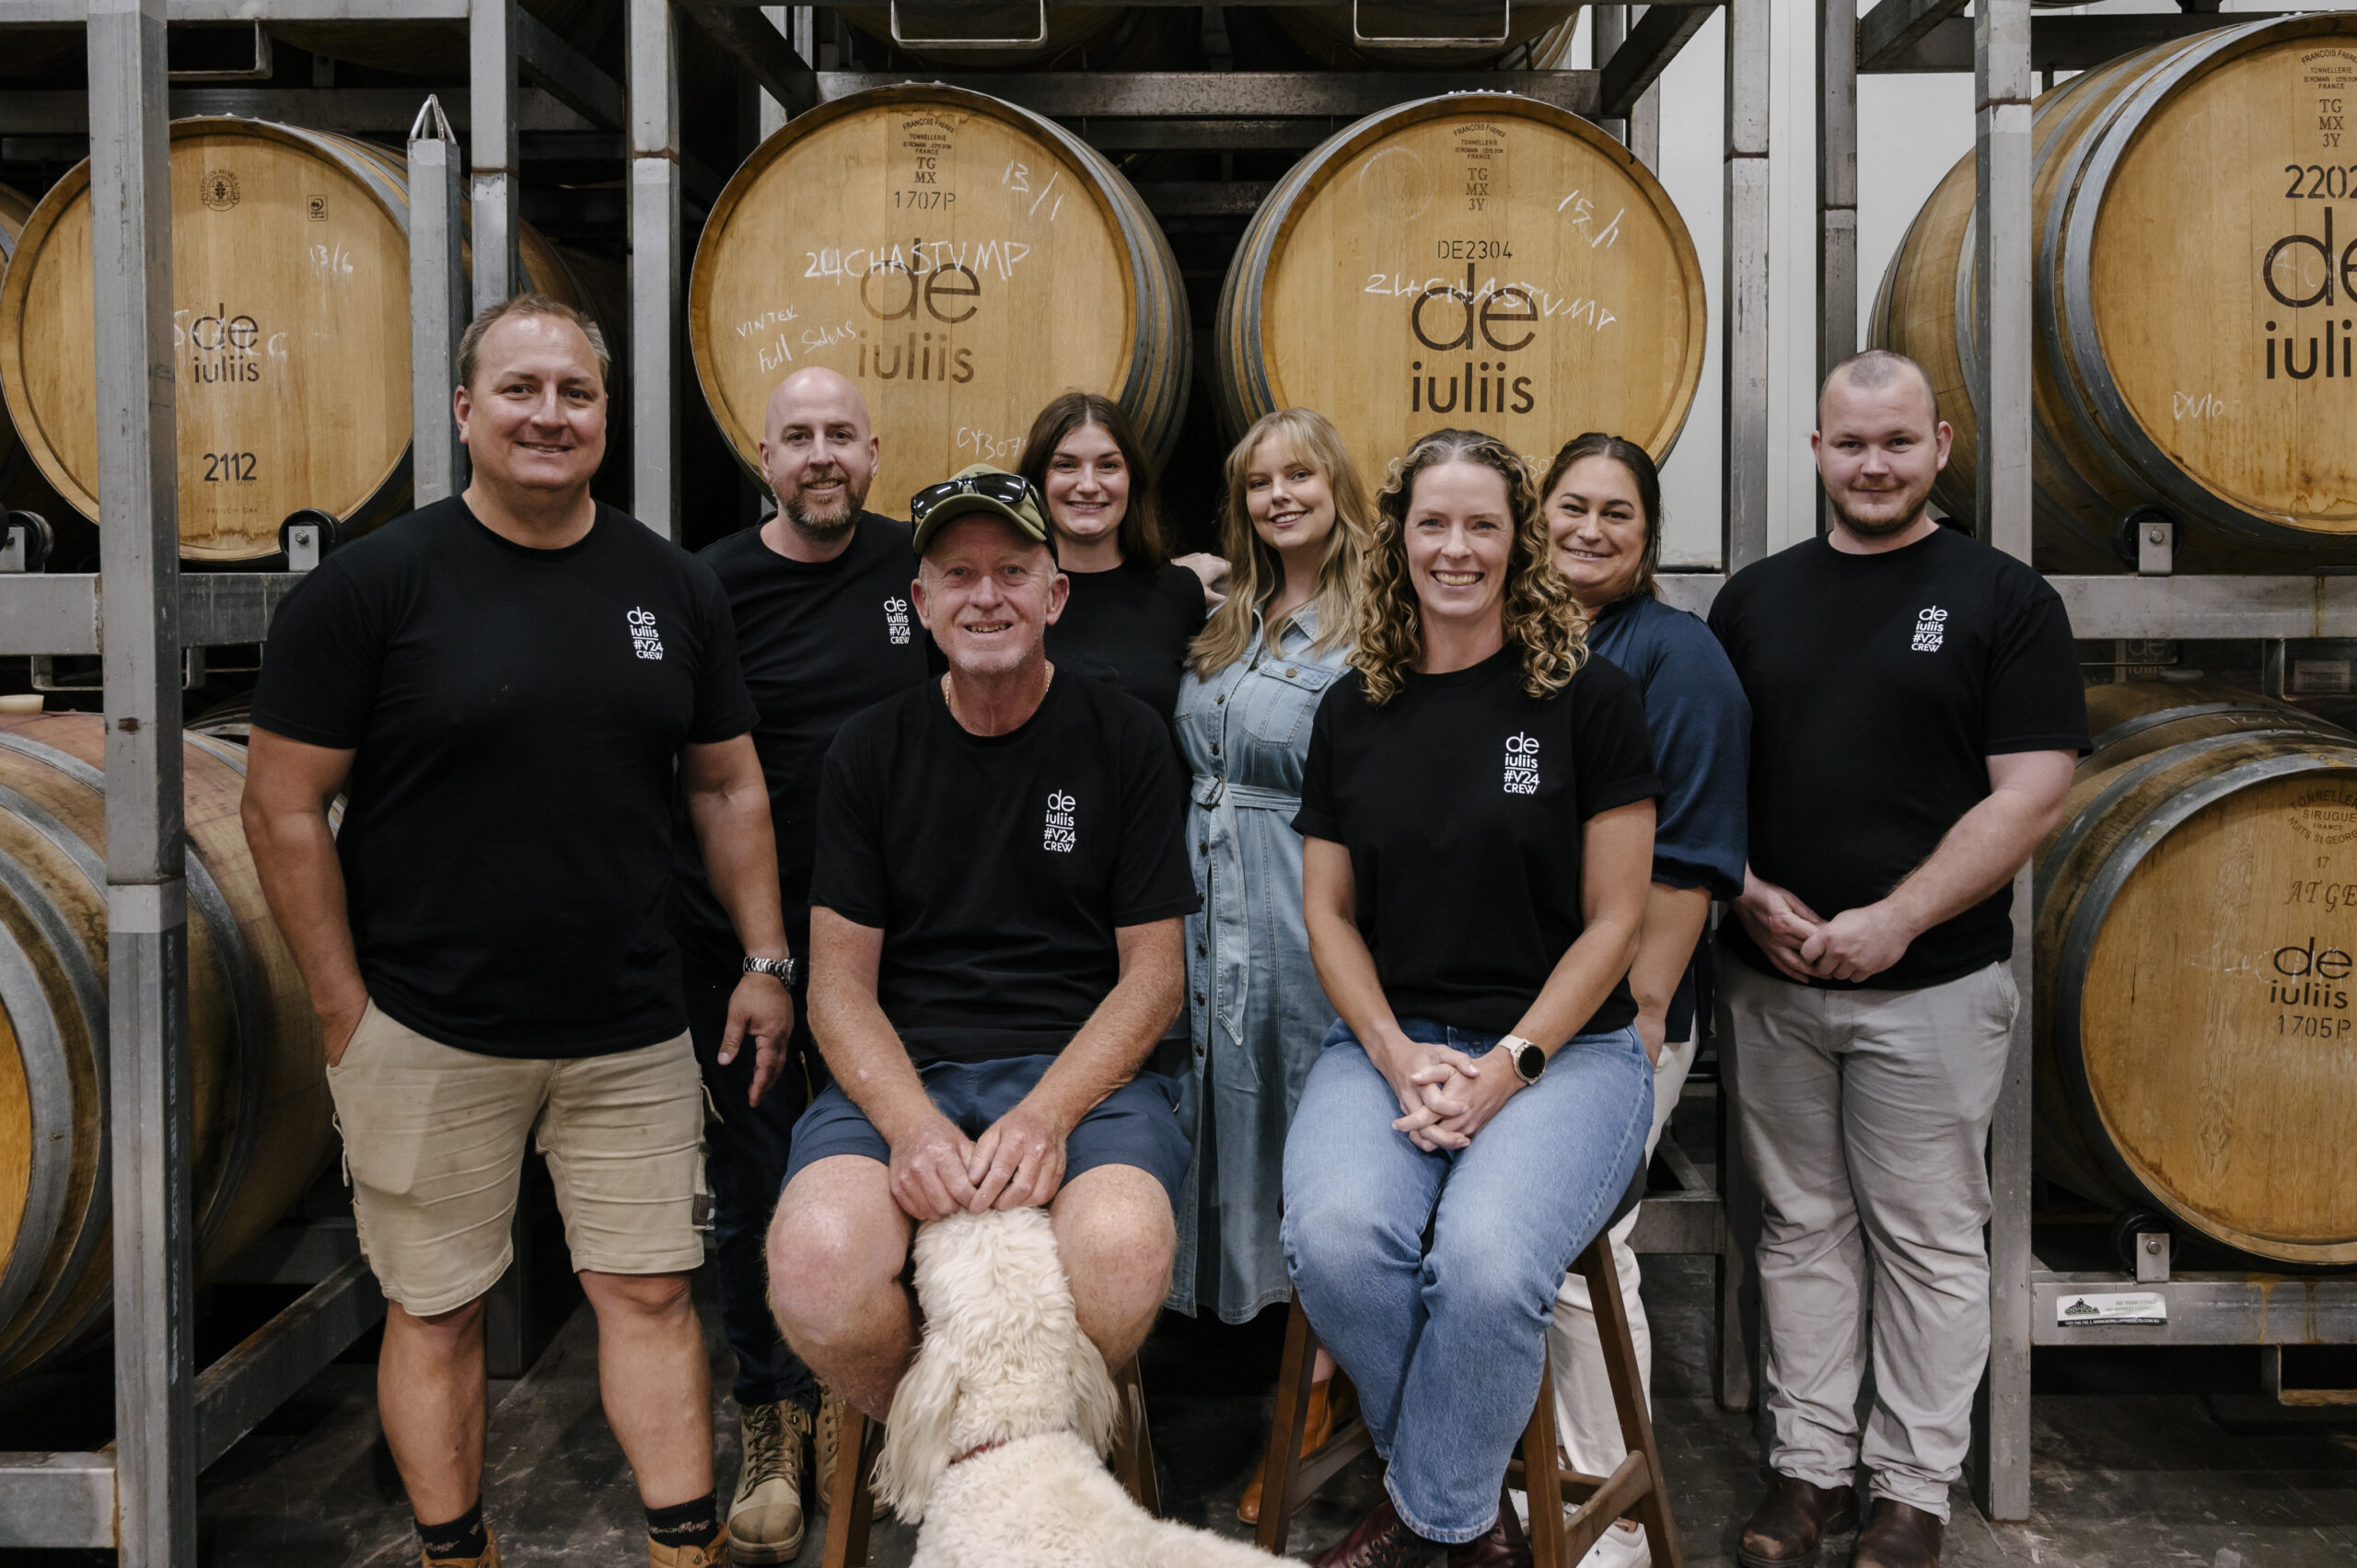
[{"xmin": 1706, "ymin": 352, "xmax": 2085, "ymax": 1568}]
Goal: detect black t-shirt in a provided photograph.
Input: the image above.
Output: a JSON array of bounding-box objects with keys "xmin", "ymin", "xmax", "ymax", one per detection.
[
  {"xmin": 1045, "ymin": 560, "xmax": 1209, "ymax": 728},
  {"xmin": 1294, "ymin": 647, "xmax": 1662, "ymax": 1038},
  {"xmin": 809, "ymin": 672, "xmax": 1201, "ymax": 1064},
  {"xmin": 668, "ymin": 515, "xmax": 930, "ymax": 967},
  {"xmin": 250, "ymin": 498, "xmax": 758, "ymax": 1057},
  {"xmin": 1707, "ymin": 527, "xmax": 2088, "ymax": 990}
]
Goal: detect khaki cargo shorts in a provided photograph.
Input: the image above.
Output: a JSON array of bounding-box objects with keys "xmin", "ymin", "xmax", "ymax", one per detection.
[{"xmin": 326, "ymin": 1000, "xmax": 707, "ymax": 1317}]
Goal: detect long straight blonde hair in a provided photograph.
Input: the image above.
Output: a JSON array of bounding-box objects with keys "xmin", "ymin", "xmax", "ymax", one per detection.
[{"xmin": 1190, "ymin": 408, "xmax": 1374, "ymax": 678}]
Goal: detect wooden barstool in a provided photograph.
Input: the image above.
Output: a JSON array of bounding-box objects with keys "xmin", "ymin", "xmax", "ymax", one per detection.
[
  {"xmin": 820, "ymin": 1353, "xmax": 1163, "ymax": 1567},
  {"xmin": 1253, "ymin": 1170, "xmax": 1682, "ymax": 1568}
]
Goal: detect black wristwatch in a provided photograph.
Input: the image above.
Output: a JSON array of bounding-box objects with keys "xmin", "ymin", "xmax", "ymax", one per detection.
[
  {"xmin": 1504, "ymin": 1034, "xmax": 1547, "ymax": 1085},
  {"xmin": 743, "ymin": 953, "xmax": 798, "ymax": 988}
]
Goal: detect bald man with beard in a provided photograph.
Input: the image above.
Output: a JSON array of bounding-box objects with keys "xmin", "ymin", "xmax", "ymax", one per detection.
[{"xmin": 667, "ymin": 367, "xmax": 929, "ymax": 1562}]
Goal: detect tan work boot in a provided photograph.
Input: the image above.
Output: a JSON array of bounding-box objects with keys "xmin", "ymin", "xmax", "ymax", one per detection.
[
  {"xmin": 422, "ymin": 1524, "xmax": 497, "ymax": 1567},
  {"xmin": 813, "ymin": 1384, "xmax": 850, "ymax": 1500},
  {"xmin": 728, "ymin": 1400, "xmax": 809, "ymax": 1564},
  {"xmin": 646, "ymin": 1521, "xmax": 730, "ymax": 1567}
]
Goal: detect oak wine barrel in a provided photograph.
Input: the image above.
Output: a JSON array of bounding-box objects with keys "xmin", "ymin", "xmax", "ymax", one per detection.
[
  {"xmin": 1871, "ymin": 14, "xmax": 2357, "ymax": 571},
  {"xmin": 689, "ymin": 85, "xmax": 1190, "ymax": 511},
  {"xmin": 1214, "ymin": 92, "xmax": 1705, "ymax": 482},
  {"xmin": 0, "ymin": 713, "xmax": 333, "ymax": 1379},
  {"xmin": 0, "ymin": 118, "xmax": 604, "ymax": 562},
  {"xmin": 2035, "ymin": 681, "xmax": 2357, "ymax": 1265}
]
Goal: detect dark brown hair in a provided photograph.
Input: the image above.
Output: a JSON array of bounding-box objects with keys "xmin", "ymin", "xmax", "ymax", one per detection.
[
  {"xmin": 1016, "ymin": 390, "xmax": 1165, "ymax": 570},
  {"xmin": 1538, "ymin": 432, "xmax": 1665, "ymax": 603}
]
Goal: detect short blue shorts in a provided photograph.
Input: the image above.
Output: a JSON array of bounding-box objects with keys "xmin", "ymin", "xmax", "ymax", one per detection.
[{"xmin": 783, "ymin": 1054, "xmax": 1192, "ymax": 1206}]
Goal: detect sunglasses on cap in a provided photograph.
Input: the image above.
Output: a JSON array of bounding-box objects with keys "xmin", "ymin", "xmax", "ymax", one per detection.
[{"xmin": 910, "ymin": 471, "xmax": 1040, "ymax": 525}]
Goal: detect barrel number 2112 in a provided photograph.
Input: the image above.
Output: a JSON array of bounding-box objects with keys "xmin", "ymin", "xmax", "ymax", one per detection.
[{"xmin": 202, "ymin": 451, "xmax": 257, "ymax": 482}]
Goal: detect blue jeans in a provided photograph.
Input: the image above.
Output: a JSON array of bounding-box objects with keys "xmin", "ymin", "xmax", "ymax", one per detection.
[
  {"xmin": 1282, "ymin": 1017, "xmax": 1653, "ymax": 1542},
  {"xmin": 681, "ymin": 958, "xmax": 820, "ymax": 1414}
]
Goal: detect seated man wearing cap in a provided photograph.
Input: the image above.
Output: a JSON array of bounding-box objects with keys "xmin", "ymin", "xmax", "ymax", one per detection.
[{"xmin": 766, "ymin": 463, "xmax": 1200, "ymax": 1418}]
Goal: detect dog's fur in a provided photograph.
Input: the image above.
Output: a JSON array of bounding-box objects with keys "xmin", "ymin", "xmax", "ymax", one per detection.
[{"xmin": 873, "ymin": 1206, "xmax": 1287, "ymax": 1568}]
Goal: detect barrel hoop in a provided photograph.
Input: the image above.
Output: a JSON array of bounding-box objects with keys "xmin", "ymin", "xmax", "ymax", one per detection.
[
  {"xmin": 2058, "ymin": 17, "xmax": 2316, "ymax": 541},
  {"xmin": 2052, "ymin": 746, "xmax": 2357, "ymax": 1247},
  {"xmin": 0, "ymin": 789, "xmax": 108, "ymax": 1369},
  {"xmin": 2087, "ymin": 700, "xmax": 2318, "ymax": 755},
  {"xmin": 0, "ymin": 730, "xmax": 270, "ymax": 1267},
  {"xmin": 0, "ymin": 854, "xmax": 83, "ymax": 1339}
]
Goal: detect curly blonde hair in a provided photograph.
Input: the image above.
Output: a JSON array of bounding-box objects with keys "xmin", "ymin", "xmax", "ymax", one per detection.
[
  {"xmin": 1353, "ymin": 427, "xmax": 1588, "ymax": 707},
  {"xmin": 1190, "ymin": 408, "xmax": 1374, "ymax": 678}
]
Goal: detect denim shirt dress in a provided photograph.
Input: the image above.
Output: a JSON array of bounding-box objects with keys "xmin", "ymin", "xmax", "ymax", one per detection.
[{"xmin": 1168, "ymin": 604, "xmax": 1351, "ymax": 1320}]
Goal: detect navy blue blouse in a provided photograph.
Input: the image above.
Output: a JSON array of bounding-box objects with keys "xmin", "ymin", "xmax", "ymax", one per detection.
[{"xmin": 1585, "ymin": 593, "xmax": 1752, "ymax": 1040}]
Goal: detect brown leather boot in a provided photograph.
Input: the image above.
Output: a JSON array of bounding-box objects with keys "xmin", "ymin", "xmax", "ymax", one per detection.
[
  {"xmin": 1852, "ymin": 1499, "xmax": 1942, "ymax": 1568},
  {"xmin": 1309, "ymin": 1498, "xmax": 1438, "ymax": 1568},
  {"xmin": 1239, "ymin": 1376, "xmax": 1356, "ymax": 1524},
  {"xmin": 1736, "ymin": 1472, "xmax": 1857, "ymax": 1568},
  {"xmin": 1443, "ymin": 1520, "xmax": 1531, "ymax": 1568}
]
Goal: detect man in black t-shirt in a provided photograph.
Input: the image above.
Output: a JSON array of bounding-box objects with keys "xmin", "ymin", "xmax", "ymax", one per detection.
[
  {"xmin": 1708, "ymin": 352, "xmax": 2087, "ymax": 1568},
  {"xmin": 244, "ymin": 296, "xmax": 787, "ymax": 1568},
  {"xmin": 764, "ymin": 466, "xmax": 1199, "ymax": 1424},
  {"xmin": 667, "ymin": 366, "xmax": 928, "ymax": 1560}
]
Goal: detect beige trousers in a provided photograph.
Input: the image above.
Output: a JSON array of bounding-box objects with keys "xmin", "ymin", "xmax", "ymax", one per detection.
[{"xmin": 1545, "ymin": 1034, "xmax": 1697, "ymax": 1481}]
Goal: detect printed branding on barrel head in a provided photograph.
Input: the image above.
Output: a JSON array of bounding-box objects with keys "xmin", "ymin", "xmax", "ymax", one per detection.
[
  {"xmin": 199, "ymin": 169, "xmax": 240, "ymax": 211},
  {"xmin": 2291, "ymin": 783, "xmax": 2357, "ymax": 843}
]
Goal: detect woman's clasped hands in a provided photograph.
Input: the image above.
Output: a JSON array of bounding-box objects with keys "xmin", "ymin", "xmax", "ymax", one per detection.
[{"xmin": 1370, "ymin": 1028, "xmax": 1526, "ymax": 1152}]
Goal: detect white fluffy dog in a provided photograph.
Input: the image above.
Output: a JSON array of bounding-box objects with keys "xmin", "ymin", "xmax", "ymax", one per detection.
[{"xmin": 873, "ymin": 1205, "xmax": 1289, "ymax": 1568}]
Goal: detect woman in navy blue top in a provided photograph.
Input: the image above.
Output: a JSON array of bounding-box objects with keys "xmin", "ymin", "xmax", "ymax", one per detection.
[{"xmin": 1538, "ymin": 431, "xmax": 1751, "ymax": 1564}]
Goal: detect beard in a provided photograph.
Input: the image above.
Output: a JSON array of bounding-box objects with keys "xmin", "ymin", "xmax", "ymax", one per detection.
[
  {"xmin": 780, "ymin": 470, "xmax": 865, "ymax": 539},
  {"xmin": 1828, "ymin": 474, "xmax": 1935, "ymax": 539}
]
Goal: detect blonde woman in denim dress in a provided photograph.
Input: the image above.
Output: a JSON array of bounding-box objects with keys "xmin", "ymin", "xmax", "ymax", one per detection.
[{"xmin": 1171, "ymin": 409, "xmax": 1374, "ymax": 1520}]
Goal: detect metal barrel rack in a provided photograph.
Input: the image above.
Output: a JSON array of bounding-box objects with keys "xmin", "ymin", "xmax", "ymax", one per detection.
[{"xmin": 0, "ymin": 2, "xmax": 1769, "ymax": 1559}]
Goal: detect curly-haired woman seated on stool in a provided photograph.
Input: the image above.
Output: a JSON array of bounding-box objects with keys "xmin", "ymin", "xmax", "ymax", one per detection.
[{"xmin": 1283, "ymin": 427, "xmax": 1662, "ymax": 1568}]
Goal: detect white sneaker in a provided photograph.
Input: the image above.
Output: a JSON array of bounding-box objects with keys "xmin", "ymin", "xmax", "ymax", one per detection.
[
  {"xmin": 1505, "ymin": 1491, "xmax": 1651, "ymax": 1567},
  {"xmin": 1575, "ymin": 1519, "xmax": 1651, "ymax": 1568}
]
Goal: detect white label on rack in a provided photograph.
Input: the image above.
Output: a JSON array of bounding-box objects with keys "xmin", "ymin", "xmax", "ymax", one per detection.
[{"xmin": 2055, "ymin": 1291, "xmax": 2167, "ymax": 1327}]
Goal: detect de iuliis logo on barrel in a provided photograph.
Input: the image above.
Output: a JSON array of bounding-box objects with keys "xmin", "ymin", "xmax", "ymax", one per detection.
[
  {"xmin": 1503, "ymin": 732, "xmax": 1541, "ymax": 796},
  {"xmin": 1043, "ymin": 790, "xmax": 1078, "ymax": 854}
]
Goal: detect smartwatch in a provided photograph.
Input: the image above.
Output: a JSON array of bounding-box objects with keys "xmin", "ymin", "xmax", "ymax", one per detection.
[
  {"xmin": 743, "ymin": 953, "xmax": 799, "ymax": 988},
  {"xmin": 1504, "ymin": 1034, "xmax": 1547, "ymax": 1085}
]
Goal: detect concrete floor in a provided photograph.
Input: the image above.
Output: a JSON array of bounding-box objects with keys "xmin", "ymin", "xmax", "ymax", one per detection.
[{"xmin": 20, "ymin": 1246, "xmax": 2338, "ymax": 1567}]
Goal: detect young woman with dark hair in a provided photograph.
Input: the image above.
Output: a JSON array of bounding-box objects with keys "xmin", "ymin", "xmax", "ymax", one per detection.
[
  {"xmin": 1534, "ymin": 432, "xmax": 1750, "ymax": 1567},
  {"xmin": 1017, "ymin": 390, "xmax": 1207, "ymax": 730}
]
